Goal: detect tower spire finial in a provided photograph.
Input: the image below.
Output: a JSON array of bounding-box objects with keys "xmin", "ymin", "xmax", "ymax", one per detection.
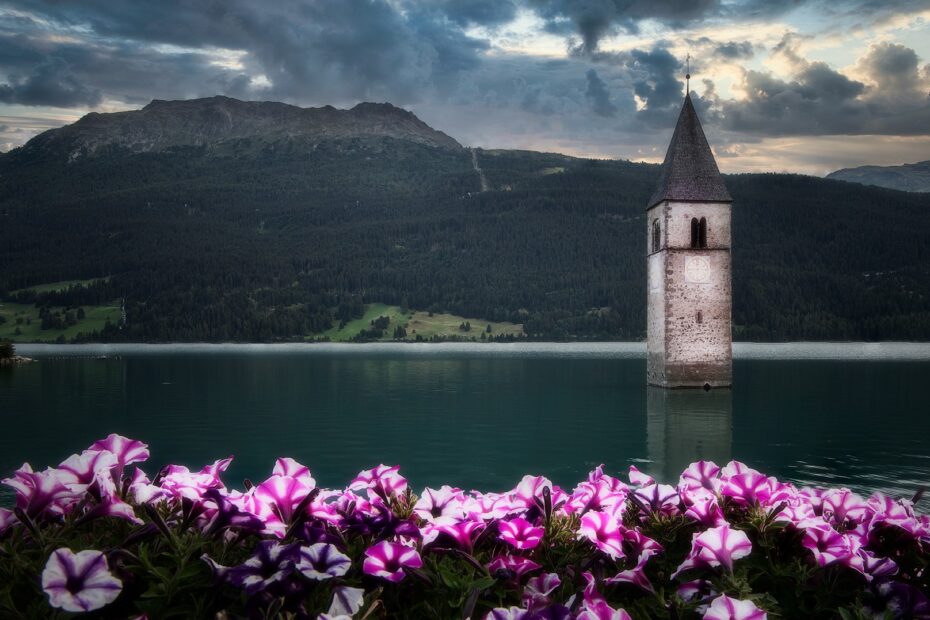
[{"xmin": 686, "ymin": 53, "xmax": 691, "ymax": 94}]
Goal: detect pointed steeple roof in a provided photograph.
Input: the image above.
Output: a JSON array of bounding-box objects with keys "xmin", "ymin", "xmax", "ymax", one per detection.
[{"xmin": 647, "ymin": 94, "xmax": 731, "ymax": 209}]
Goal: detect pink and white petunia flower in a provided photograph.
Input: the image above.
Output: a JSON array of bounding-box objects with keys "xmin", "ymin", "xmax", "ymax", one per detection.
[
  {"xmin": 499, "ymin": 517, "xmax": 545, "ymax": 550},
  {"xmin": 487, "ymin": 554, "xmax": 542, "ymax": 579},
  {"xmin": 350, "ymin": 465, "xmax": 408, "ymax": 500},
  {"xmin": 801, "ymin": 524, "xmax": 854, "ymax": 567},
  {"xmin": 272, "ymin": 457, "xmax": 316, "ymax": 488},
  {"xmin": 578, "ymin": 511, "xmax": 624, "ymax": 559},
  {"xmin": 702, "ymin": 594, "xmax": 767, "ymax": 620},
  {"xmin": 41, "ymin": 548, "xmax": 122, "ymax": 613},
  {"xmin": 362, "ymin": 540, "xmax": 422, "ymax": 582},
  {"xmin": 414, "ymin": 485, "xmax": 466, "ymax": 522},
  {"xmin": 421, "ymin": 517, "xmax": 484, "ymax": 551},
  {"xmin": 89, "ymin": 434, "xmax": 149, "ymax": 477},
  {"xmin": 673, "ymin": 524, "xmax": 753, "ymax": 578},
  {"xmin": 679, "ymin": 461, "xmax": 722, "ymax": 498},
  {"xmin": 627, "ymin": 465, "xmax": 654, "ymax": 487}
]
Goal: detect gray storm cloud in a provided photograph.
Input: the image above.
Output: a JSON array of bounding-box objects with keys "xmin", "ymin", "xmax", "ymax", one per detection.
[{"xmin": 0, "ymin": 0, "xmax": 928, "ymax": 172}]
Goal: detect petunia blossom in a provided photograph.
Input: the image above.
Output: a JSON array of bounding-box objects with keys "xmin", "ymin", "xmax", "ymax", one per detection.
[
  {"xmin": 801, "ymin": 525, "xmax": 854, "ymax": 567},
  {"xmin": 350, "ymin": 465, "xmax": 408, "ymax": 500},
  {"xmin": 2, "ymin": 464, "xmax": 73, "ymax": 518},
  {"xmin": 499, "ymin": 517, "xmax": 545, "ymax": 550},
  {"xmin": 578, "ymin": 511, "xmax": 624, "ymax": 559},
  {"xmin": 414, "ymin": 485, "xmax": 466, "ymax": 522},
  {"xmin": 203, "ymin": 540, "xmax": 299, "ymax": 595},
  {"xmin": 89, "ymin": 434, "xmax": 149, "ymax": 478},
  {"xmin": 703, "ymin": 594, "xmax": 767, "ymax": 620},
  {"xmin": 673, "ymin": 524, "xmax": 753, "ymax": 578},
  {"xmin": 488, "ymin": 554, "xmax": 542, "ymax": 579},
  {"xmin": 362, "ymin": 540, "xmax": 422, "ymax": 582},
  {"xmin": 522, "ymin": 572, "xmax": 561, "ymax": 609},
  {"xmin": 272, "ymin": 457, "xmax": 316, "ymax": 488},
  {"xmin": 421, "ymin": 517, "xmax": 484, "ymax": 552},
  {"xmin": 296, "ymin": 543, "xmax": 351, "ymax": 580},
  {"xmin": 41, "ymin": 548, "xmax": 122, "ymax": 613}
]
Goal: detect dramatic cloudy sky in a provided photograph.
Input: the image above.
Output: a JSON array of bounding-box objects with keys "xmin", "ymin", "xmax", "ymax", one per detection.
[{"xmin": 1, "ymin": 0, "xmax": 929, "ymax": 174}]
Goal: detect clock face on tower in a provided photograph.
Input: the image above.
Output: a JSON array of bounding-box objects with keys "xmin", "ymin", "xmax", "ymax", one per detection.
[{"xmin": 684, "ymin": 256, "xmax": 711, "ymax": 283}]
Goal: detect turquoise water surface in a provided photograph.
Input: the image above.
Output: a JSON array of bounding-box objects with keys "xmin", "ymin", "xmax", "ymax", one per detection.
[{"xmin": 2, "ymin": 343, "xmax": 929, "ymax": 505}]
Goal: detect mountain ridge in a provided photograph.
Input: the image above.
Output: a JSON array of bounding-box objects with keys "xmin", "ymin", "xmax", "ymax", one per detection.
[
  {"xmin": 8, "ymin": 96, "xmax": 462, "ymax": 162},
  {"xmin": 827, "ymin": 160, "xmax": 930, "ymax": 193}
]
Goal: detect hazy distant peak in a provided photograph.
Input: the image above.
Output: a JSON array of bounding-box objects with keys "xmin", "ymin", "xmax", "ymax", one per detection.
[{"xmin": 827, "ymin": 160, "xmax": 930, "ymax": 193}]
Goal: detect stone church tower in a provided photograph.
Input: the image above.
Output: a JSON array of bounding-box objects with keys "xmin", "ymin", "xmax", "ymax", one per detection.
[{"xmin": 646, "ymin": 93, "xmax": 732, "ymax": 389}]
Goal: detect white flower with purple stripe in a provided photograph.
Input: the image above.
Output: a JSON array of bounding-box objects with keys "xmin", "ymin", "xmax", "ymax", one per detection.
[
  {"xmin": 41, "ymin": 548, "xmax": 122, "ymax": 613},
  {"xmin": 296, "ymin": 543, "xmax": 351, "ymax": 580}
]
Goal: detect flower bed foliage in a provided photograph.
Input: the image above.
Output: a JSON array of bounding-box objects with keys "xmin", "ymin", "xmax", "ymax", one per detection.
[{"xmin": 1, "ymin": 436, "xmax": 928, "ymax": 619}]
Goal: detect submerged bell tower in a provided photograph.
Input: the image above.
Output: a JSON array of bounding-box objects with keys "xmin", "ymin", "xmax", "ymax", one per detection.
[{"xmin": 646, "ymin": 90, "xmax": 732, "ymax": 389}]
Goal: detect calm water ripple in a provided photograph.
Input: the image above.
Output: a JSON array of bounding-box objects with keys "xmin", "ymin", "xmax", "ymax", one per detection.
[{"xmin": 2, "ymin": 343, "xmax": 929, "ymax": 508}]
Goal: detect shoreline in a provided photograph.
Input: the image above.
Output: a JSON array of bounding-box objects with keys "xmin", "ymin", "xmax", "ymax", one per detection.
[{"xmin": 13, "ymin": 341, "xmax": 930, "ymax": 360}]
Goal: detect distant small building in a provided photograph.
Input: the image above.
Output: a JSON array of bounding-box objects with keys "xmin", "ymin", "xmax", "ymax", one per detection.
[{"xmin": 646, "ymin": 93, "xmax": 732, "ymax": 389}]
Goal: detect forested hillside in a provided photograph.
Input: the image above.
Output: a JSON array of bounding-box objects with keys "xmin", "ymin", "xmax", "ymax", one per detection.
[{"xmin": 1, "ymin": 98, "xmax": 929, "ymax": 342}]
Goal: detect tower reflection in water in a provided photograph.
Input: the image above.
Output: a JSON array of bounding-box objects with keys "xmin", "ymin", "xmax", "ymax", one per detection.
[{"xmin": 645, "ymin": 387, "xmax": 733, "ymax": 483}]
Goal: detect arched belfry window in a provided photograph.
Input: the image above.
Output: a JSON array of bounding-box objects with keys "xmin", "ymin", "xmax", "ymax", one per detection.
[
  {"xmin": 690, "ymin": 218, "xmax": 699, "ymax": 248},
  {"xmin": 652, "ymin": 219, "xmax": 660, "ymax": 252},
  {"xmin": 699, "ymin": 217, "xmax": 708, "ymax": 248}
]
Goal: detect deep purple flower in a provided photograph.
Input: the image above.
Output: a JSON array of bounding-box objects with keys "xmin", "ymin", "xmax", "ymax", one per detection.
[
  {"xmin": 488, "ymin": 554, "xmax": 542, "ymax": 579},
  {"xmin": 578, "ymin": 511, "xmax": 624, "ymax": 559},
  {"xmin": 703, "ymin": 594, "xmax": 767, "ymax": 620},
  {"xmin": 295, "ymin": 543, "xmax": 351, "ymax": 580},
  {"xmin": 350, "ymin": 464, "xmax": 408, "ymax": 500},
  {"xmin": 499, "ymin": 517, "xmax": 545, "ymax": 550},
  {"xmin": 362, "ymin": 541, "xmax": 422, "ymax": 582},
  {"xmin": 203, "ymin": 541, "xmax": 299, "ymax": 595},
  {"xmin": 41, "ymin": 548, "xmax": 122, "ymax": 613},
  {"xmin": 414, "ymin": 485, "xmax": 466, "ymax": 521},
  {"xmin": 673, "ymin": 524, "xmax": 753, "ymax": 578},
  {"xmin": 81, "ymin": 467, "xmax": 142, "ymax": 524}
]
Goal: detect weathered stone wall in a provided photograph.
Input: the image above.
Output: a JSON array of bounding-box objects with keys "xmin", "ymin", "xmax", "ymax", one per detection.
[
  {"xmin": 646, "ymin": 205, "xmax": 667, "ymax": 385},
  {"xmin": 646, "ymin": 200, "xmax": 732, "ymax": 388}
]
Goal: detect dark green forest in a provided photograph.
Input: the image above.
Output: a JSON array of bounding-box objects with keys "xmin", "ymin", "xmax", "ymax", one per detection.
[{"xmin": 1, "ymin": 137, "xmax": 929, "ymax": 341}]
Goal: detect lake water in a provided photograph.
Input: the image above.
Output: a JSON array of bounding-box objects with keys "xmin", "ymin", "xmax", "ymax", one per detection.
[{"xmin": 2, "ymin": 343, "xmax": 929, "ymax": 506}]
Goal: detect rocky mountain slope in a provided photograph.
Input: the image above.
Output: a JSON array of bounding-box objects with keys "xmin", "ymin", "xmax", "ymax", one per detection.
[{"xmin": 12, "ymin": 96, "xmax": 461, "ymax": 162}]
